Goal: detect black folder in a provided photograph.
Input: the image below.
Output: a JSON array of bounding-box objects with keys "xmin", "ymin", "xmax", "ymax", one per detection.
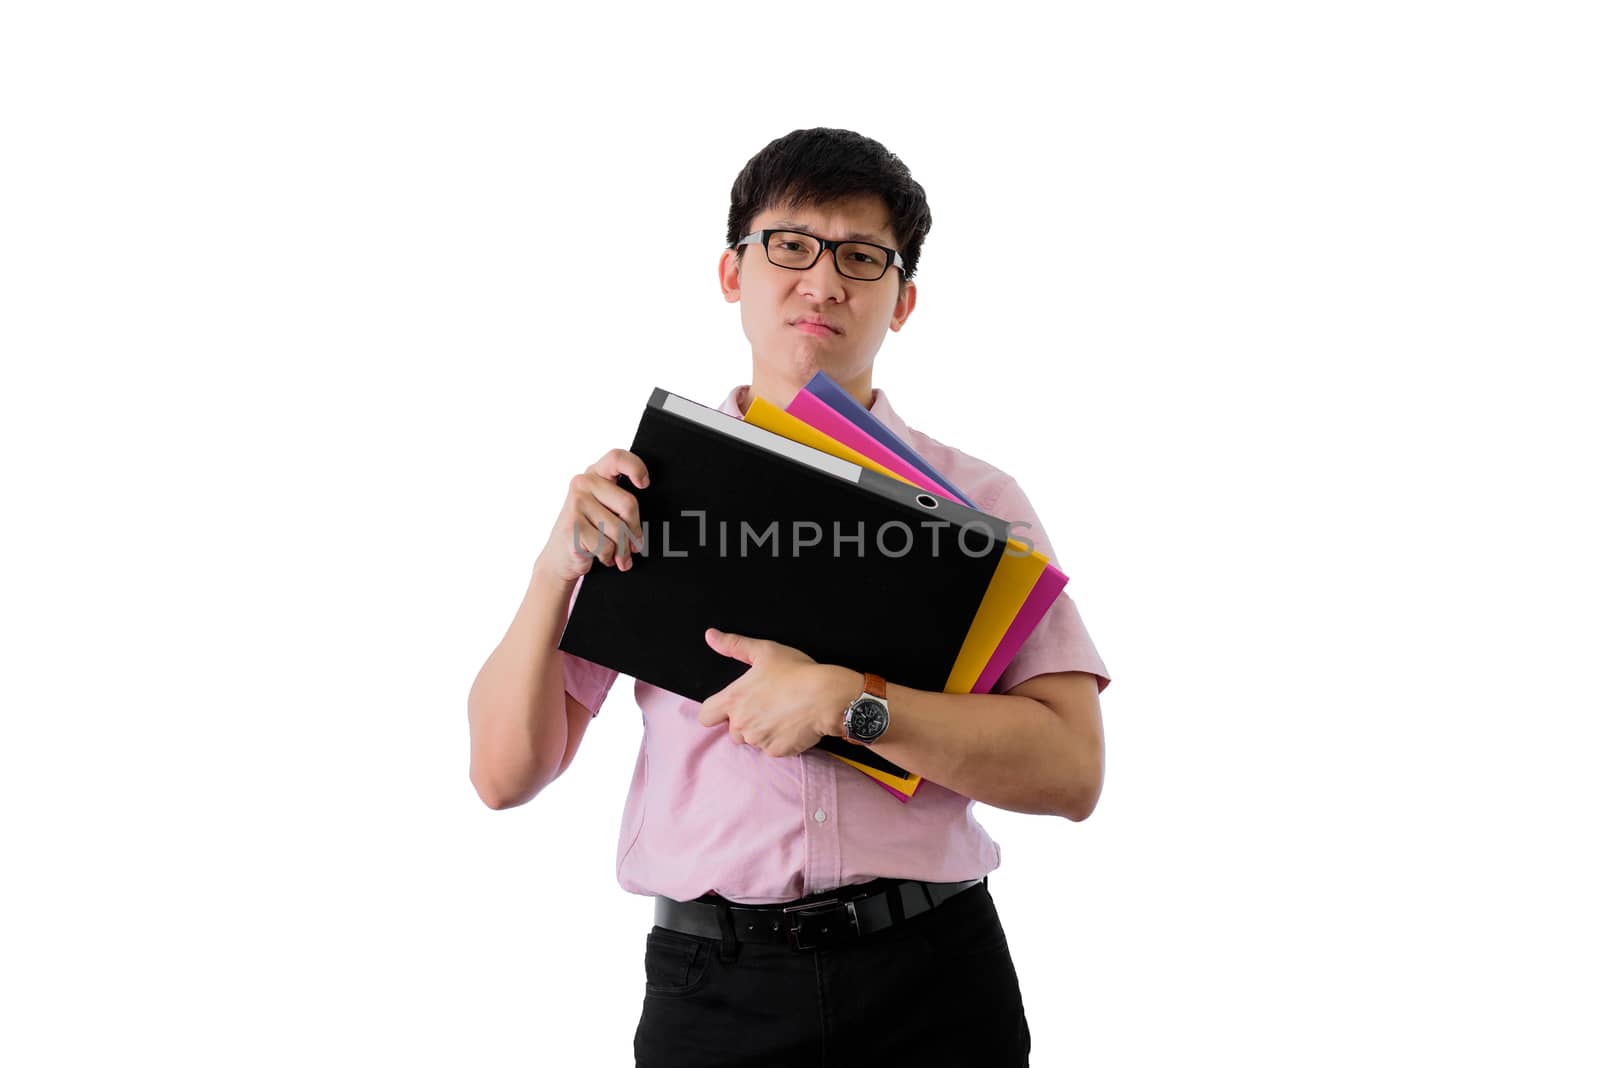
[{"xmin": 557, "ymin": 388, "xmax": 1011, "ymax": 777}]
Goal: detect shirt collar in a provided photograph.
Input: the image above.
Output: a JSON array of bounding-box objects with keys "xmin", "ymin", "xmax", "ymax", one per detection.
[{"xmin": 715, "ymin": 383, "xmax": 913, "ymax": 443}]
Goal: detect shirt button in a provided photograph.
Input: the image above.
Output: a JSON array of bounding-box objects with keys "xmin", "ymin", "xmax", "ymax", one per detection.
[{"xmin": 813, "ymin": 808, "xmax": 828, "ymax": 824}]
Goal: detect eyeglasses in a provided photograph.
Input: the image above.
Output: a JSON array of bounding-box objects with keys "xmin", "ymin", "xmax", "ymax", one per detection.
[{"xmin": 735, "ymin": 229, "xmax": 907, "ymax": 282}]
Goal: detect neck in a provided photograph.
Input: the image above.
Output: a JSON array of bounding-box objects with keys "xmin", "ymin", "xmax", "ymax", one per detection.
[{"xmin": 745, "ymin": 365, "xmax": 874, "ymax": 415}]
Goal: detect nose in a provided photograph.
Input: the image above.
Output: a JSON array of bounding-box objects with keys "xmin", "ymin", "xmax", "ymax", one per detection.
[{"xmin": 795, "ymin": 245, "xmax": 848, "ymax": 303}]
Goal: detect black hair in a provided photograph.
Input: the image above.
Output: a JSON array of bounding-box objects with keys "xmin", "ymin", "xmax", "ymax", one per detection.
[{"xmin": 725, "ymin": 128, "xmax": 933, "ymax": 284}]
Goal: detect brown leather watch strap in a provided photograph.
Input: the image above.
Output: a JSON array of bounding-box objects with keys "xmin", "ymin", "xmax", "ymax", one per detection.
[{"xmin": 863, "ymin": 672, "xmax": 886, "ymax": 699}]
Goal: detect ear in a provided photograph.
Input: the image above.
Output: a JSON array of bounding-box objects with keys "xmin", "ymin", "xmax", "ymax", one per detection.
[
  {"xmin": 719, "ymin": 248, "xmax": 742, "ymax": 304},
  {"xmin": 888, "ymin": 279, "xmax": 917, "ymax": 332}
]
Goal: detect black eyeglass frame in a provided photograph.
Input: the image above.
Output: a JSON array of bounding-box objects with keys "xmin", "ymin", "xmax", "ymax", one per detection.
[{"xmin": 734, "ymin": 229, "xmax": 908, "ymax": 282}]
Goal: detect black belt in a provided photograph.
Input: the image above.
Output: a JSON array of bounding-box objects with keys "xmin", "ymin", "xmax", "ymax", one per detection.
[{"xmin": 653, "ymin": 877, "xmax": 985, "ymax": 951}]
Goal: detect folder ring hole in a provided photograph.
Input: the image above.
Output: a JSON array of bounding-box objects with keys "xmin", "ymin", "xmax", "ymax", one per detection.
[{"xmin": 914, "ymin": 493, "xmax": 939, "ymax": 510}]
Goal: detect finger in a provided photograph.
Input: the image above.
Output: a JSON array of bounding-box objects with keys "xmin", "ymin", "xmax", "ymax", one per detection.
[
  {"xmin": 572, "ymin": 499, "xmax": 642, "ymax": 568},
  {"xmin": 565, "ymin": 476, "xmax": 621, "ymax": 565},
  {"xmin": 589, "ymin": 449, "xmax": 651, "ymax": 493},
  {"xmin": 698, "ymin": 700, "xmax": 728, "ymax": 728},
  {"xmin": 584, "ymin": 473, "xmax": 645, "ymax": 540},
  {"xmin": 705, "ymin": 628, "xmax": 761, "ymax": 665},
  {"xmin": 727, "ymin": 724, "xmax": 746, "ymax": 747},
  {"xmin": 569, "ymin": 509, "xmax": 624, "ymax": 567},
  {"xmin": 561, "ymin": 512, "xmax": 615, "ymax": 566},
  {"xmin": 581, "ymin": 477, "xmax": 645, "ymax": 568}
]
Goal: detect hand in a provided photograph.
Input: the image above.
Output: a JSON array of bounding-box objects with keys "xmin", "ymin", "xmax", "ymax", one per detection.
[
  {"xmin": 697, "ymin": 629, "xmax": 859, "ymax": 758},
  {"xmin": 537, "ymin": 448, "xmax": 650, "ymax": 583}
]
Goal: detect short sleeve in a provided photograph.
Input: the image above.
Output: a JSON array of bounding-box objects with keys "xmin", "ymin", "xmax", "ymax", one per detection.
[
  {"xmin": 981, "ymin": 476, "xmax": 1112, "ymax": 695},
  {"xmin": 560, "ymin": 574, "xmax": 621, "ymax": 717}
]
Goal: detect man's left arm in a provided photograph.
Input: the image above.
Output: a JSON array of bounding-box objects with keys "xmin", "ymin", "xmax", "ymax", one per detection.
[
  {"xmin": 823, "ymin": 666, "xmax": 1105, "ymax": 820},
  {"xmin": 696, "ymin": 626, "xmax": 1105, "ymax": 821}
]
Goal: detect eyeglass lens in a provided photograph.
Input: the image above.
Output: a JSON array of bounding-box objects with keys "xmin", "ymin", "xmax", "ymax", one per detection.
[{"xmin": 767, "ymin": 231, "xmax": 889, "ymax": 280}]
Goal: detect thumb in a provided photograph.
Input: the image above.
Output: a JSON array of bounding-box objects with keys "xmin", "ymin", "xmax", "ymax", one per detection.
[{"xmin": 705, "ymin": 627, "xmax": 756, "ymax": 665}]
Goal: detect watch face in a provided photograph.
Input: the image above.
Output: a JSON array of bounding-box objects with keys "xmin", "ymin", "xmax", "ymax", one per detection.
[{"xmin": 850, "ymin": 698, "xmax": 888, "ymax": 740}]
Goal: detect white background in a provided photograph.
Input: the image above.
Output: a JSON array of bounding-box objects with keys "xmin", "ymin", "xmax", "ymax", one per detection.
[{"xmin": 3, "ymin": 2, "xmax": 1596, "ymax": 1065}]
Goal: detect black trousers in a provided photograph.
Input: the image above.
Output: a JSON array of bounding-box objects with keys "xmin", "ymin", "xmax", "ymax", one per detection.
[{"xmin": 634, "ymin": 878, "xmax": 1030, "ymax": 1067}]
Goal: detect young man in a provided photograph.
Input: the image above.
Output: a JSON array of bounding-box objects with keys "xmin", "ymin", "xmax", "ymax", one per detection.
[{"xmin": 467, "ymin": 128, "xmax": 1111, "ymax": 1067}]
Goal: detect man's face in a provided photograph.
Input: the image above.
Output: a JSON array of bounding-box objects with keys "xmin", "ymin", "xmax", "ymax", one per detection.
[{"xmin": 718, "ymin": 194, "xmax": 917, "ymax": 399}]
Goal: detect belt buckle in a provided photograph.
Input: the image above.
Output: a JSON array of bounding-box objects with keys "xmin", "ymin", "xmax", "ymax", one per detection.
[{"xmin": 781, "ymin": 897, "xmax": 860, "ymax": 951}]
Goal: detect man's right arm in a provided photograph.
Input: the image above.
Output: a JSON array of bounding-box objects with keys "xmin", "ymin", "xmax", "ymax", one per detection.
[
  {"xmin": 466, "ymin": 560, "xmax": 592, "ymax": 809},
  {"xmin": 466, "ymin": 448, "xmax": 649, "ymax": 809}
]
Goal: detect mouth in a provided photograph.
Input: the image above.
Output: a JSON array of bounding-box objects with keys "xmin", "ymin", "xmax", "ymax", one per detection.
[{"xmin": 790, "ymin": 318, "xmax": 840, "ymax": 337}]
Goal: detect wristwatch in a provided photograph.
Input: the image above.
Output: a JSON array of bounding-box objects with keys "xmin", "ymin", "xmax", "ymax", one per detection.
[{"xmin": 843, "ymin": 672, "xmax": 890, "ymax": 745}]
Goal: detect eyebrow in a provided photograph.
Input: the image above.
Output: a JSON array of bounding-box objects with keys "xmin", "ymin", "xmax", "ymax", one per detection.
[{"xmin": 771, "ymin": 219, "xmax": 892, "ymax": 246}]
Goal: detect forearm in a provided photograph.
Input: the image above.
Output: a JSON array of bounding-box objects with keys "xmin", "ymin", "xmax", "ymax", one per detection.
[
  {"xmin": 826, "ymin": 668, "xmax": 1099, "ymax": 818},
  {"xmin": 467, "ymin": 555, "xmax": 576, "ymax": 806}
]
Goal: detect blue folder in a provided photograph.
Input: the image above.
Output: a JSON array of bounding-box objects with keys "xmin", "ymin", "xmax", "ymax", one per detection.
[{"xmin": 801, "ymin": 372, "xmax": 977, "ymax": 506}]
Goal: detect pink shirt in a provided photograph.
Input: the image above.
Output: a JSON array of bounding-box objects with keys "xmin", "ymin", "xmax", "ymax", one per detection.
[{"xmin": 561, "ymin": 384, "xmax": 1111, "ymax": 905}]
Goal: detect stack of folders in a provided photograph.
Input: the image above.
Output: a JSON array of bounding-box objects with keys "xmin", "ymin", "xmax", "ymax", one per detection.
[{"xmin": 557, "ymin": 372, "xmax": 1068, "ymax": 802}]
